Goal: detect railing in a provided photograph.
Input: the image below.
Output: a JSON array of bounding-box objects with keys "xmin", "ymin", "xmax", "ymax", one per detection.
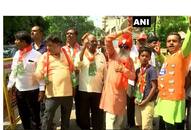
[{"xmin": 3, "ymin": 58, "xmax": 20, "ymax": 130}]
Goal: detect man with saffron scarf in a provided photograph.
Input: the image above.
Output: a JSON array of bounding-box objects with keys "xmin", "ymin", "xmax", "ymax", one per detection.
[
  {"xmin": 74, "ymin": 33, "xmax": 107, "ymax": 130},
  {"xmin": 7, "ymin": 31, "xmax": 44, "ymax": 130},
  {"xmin": 34, "ymin": 35, "xmax": 73, "ymax": 130},
  {"xmin": 63, "ymin": 28, "xmax": 81, "ymax": 126},
  {"xmin": 99, "ymin": 26, "xmax": 135, "ymax": 130}
]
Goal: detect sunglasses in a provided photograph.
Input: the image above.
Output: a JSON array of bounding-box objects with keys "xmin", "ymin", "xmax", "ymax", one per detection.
[{"xmin": 119, "ymin": 43, "xmax": 129, "ymax": 49}]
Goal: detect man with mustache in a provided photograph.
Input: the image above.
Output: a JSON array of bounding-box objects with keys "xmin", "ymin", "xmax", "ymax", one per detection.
[
  {"xmin": 155, "ymin": 16, "xmax": 191, "ymax": 130},
  {"xmin": 63, "ymin": 28, "xmax": 81, "ymax": 126}
]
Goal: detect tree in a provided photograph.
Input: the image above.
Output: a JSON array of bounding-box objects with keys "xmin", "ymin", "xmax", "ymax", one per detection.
[
  {"xmin": 92, "ymin": 27, "xmax": 106, "ymax": 40},
  {"xmin": 156, "ymin": 16, "xmax": 188, "ymax": 47},
  {"xmin": 140, "ymin": 16, "xmax": 188, "ymax": 47},
  {"xmin": 3, "ymin": 16, "xmax": 48, "ymax": 45},
  {"xmin": 44, "ymin": 16, "xmax": 96, "ymax": 44}
]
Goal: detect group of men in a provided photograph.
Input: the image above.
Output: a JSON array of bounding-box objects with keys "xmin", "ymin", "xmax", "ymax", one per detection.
[{"xmin": 7, "ymin": 16, "xmax": 191, "ymax": 130}]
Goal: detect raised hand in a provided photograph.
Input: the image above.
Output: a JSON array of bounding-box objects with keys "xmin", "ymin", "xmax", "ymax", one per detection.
[
  {"xmin": 127, "ymin": 16, "xmax": 133, "ymax": 27},
  {"xmin": 123, "ymin": 26, "xmax": 133, "ymax": 34},
  {"xmin": 81, "ymin": 32, "xmax": 90, "ymax": 47},
  {"xmin": 154, "ymin": 41, "xmax": 161, "ymax": 55}
]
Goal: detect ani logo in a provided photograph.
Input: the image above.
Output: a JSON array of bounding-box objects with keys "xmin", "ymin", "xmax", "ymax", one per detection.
[{"xmin": 133, "ymin": 16, "xmax": 151, "ymax": 27}]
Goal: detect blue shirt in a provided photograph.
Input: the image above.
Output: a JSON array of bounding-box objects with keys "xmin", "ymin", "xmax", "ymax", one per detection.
[
  {"xmin": 135, "ymin": 65, "xmax": 158, "ymax": 101},
  {"xmin": 32, "ymin": 41, "xmax": 47, "ymax": 54}
]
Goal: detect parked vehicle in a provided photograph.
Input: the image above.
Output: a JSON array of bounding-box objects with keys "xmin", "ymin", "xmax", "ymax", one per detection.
[{"xmin": 3, "ymin": 45, "xmax": 17, "ymax": 58}]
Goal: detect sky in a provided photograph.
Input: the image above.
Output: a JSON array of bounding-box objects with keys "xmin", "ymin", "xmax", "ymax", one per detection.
[{"xmin": 88, "ymin": 16, "xmax": 102, "ymax": 28}]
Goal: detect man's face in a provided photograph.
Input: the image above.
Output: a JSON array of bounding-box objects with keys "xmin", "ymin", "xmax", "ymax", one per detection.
[
  {"xmin": 147, "ymin": 40, "xmax": 160, "ymax": 50},
  {"xmin": 166, "ymin": 35, "xmax": 181, "ymax": 54},
  {"xmin": 87, "ymin": 35, "xmax": 97, "ymax": 53},
  {"xmin": 15, "ymin": 39, "xmax": 27, "ymax": 50},
  {"xmin": 46, "ymin": 41, "xmax": 61, "ymax": 55},
  {"xmin": 139, "ymin": 51, "xmax": 151, "ymax": 66},
  {"xmin": 66, "ymin": 29, "xmax": 77, "ymax": 44},
  {"xmin": 31, "ymin": 26, "xmax": 43, "ymax": 41},
  {"xmin": 137, "ymin": 39, "xmax": 147, "ymax": 47}
]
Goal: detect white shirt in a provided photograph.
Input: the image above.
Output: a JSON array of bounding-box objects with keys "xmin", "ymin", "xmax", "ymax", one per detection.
[
  {"xmin": 74, "ymin": 51, "xmax": 107, "ymax": 93},
  {"xmin": 7, "ymin": 49, "xmax": 45, "ymax": 91}
]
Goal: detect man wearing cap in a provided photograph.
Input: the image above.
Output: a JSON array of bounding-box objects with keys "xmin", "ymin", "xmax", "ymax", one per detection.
[
  {"xmin": 137, "ymin": 32, "xmax": 148, "ymax": 48},
  {"xmin": 130, "ymin": 32, "xmax": 148, "ymax": 70},
  {"xmin": 99, "ymin": 26, "xmax": 135, "ymax": 130}
]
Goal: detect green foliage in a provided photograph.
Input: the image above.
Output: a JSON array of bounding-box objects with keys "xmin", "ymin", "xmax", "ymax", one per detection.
[
  {"xmin": 3, "ymin": 16, "xmax": 99, "ymax": 46},
  {"xmin": 44, "ymin": 16, "xmax": 95, "ymax": 44},
  {"xmin": 3, "ymin": 16, "xmax": 49, "ymax": 45},
  {"xmin": 4, "ymin": 16, "xmax": 189, "ymax": 49},
  {"xmin": 91, "ymin": 27, "xmax": 106, "ymax": 40},
  {"xmin": 157, "ymin": 16, "xmax": 188, "ymax": 47},
  {"xmin": 141, "ymin": 16, "xmax": 189, "ymax": 48}
]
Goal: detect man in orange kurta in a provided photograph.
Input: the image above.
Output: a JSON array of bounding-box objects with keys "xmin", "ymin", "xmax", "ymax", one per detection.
[{"xmin": 99, "ymin": 26, "xmax": 135, "ymax": 129}]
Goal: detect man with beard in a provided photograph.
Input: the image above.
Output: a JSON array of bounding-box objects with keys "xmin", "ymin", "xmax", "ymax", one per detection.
[
  {"xmin": 155, "ymin": 17, "xmax": 191, "ymax": 130},
  {"xmin": 99, "ymin": 26, "xmax": 135, "ymax": 130}
]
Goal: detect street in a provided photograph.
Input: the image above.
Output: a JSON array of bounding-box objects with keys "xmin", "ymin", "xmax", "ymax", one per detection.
[{"xmin": 14, "ymin": 105, "xmax": 140, "ymax": 130}]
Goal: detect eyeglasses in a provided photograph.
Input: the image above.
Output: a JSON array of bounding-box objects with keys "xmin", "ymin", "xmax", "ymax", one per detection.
[{"xmin": 119, "ymin": 43, "xmax": 129, "ymax": 49}]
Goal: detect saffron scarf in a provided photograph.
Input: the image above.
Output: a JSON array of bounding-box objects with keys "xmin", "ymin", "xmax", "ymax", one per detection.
[
  {"xmin": 13, "ymin": 45, "xmax": 32, "ymax": 76},
  {"xmin": 115, "ymin": 57, "xmax": 131, "ymax": 89},
  {"xmin": 18, "ymin": 45, "xmax": 32, "ymax": 62},
  {"xmin": 134, "ymin": 65, "xmax": 149, "ymax": 103},
  {"xmin": 65, "ymin": 43, "xmax": 80, "ymax": 59},
  {"xmin": 61, "ymin": 47, "xmax": 74, "ymax": 72},
  {"xmin": 138, "ymin": 66, "xmax": 147, "ymax": 93},
  {"xmin": 84, "ymin": 49, "xmax": 97, "ymax": 76},
  {"xmin": 43, "ymin": 48, "xmax": 74, "ymax": 85}
]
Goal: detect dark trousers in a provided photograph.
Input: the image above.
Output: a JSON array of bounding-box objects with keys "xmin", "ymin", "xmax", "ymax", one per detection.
[
  {"xmin": 159, "ymin": 116, "xmax": 185, "ymax": 130},
  {"xmin": 61, "ymin": 86, "xmax": 80, "ymax": 127},
  {"xmin": 126, "ymin": 96, "xmax": 135, "ymax": 128},
  {"xmin": 74, "ymin": 86, "xmax": 80, "ymax": 126},
  {"xmin": 40, "ymin": 102, "xmax": 45, "ymax": 121},
  {"xmin": 78, "ymin": 91, "xmax": 104, "ymax": 130},
  {"xmin": 186, "ymin": 98, "xmax": 191, "ymax": 130},
  {"xmin": 42, "ymin": 96, "xmax": 73, "ymax": 130},
  {"xmin": 16, "ymin": 88, "xmax": 40, "ymax": 130}
]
